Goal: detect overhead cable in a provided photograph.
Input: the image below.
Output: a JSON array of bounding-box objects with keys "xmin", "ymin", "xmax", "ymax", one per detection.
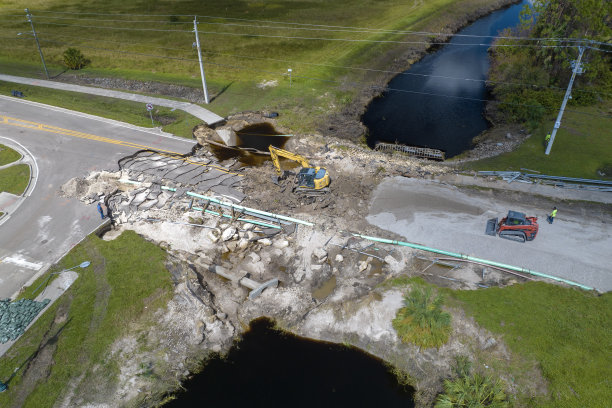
[{"xmin": 18, "ymin": 9, "xmax": 610, "ymax": 45}]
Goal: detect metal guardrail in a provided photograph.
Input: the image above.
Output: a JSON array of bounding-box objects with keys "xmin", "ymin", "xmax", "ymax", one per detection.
[
  {"xmin": 477, "ymin": 171, "xmax": 612, "ymax": 192},
  {"xmin": 375, "ymin": 142, "xmax": 445, "ymax": 160}
]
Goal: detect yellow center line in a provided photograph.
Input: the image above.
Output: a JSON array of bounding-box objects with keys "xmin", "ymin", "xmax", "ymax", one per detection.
[{"xmin": 0, "ymin": 115, "xmax": 243, "ymax": 176}]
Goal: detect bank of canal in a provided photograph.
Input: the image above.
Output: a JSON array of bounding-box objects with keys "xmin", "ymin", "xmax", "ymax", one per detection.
[
  {"xmin": 165, "ymin": 318, "xmax": 415, "ymax": 407},
  {"xmin": 363, "ymin": 0, "xmax": 528, "ymax": 158}
]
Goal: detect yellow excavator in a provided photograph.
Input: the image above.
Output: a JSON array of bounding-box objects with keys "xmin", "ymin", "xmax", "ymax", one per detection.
[{"xmin": 268, "ymin": 145, "xmax": 331, "ymax": 193}]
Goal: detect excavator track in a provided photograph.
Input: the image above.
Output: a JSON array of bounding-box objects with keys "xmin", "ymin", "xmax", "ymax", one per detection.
[{"xmin": 499, "ymin": 230, "xmax": 526, "ymax": 243}]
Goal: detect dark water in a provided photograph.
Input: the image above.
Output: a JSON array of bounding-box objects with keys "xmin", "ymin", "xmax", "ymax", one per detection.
[
  {"xmin": 362, "ymin": 1, "xmax": 528, "ymax": 158},
  {"xmin": 207, "ymin": 122, "xmax": 291, "ymax": 166},
  {"xmin": 165, "ymin": 318, "xmax": 415, "ymax": 407}
]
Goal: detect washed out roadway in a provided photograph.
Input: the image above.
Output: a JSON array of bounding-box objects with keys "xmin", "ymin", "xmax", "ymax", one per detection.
[
  {"xmin": 367, "ymin": 177, "xmax": 612, "ymax": 292},
  {"xmin": 0, "ymin": 96, "xmax": 196, "ymax": 299}
]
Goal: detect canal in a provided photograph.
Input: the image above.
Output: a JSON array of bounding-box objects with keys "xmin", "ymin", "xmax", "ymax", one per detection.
[{"xmin": 362, "ymin": 0, "xmax": 529, "ymax": 158}]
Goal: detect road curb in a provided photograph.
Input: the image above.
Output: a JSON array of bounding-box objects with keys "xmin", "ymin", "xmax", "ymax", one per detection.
[{"xmin": 0, "ymin": 136, "xmax": 38, "ymax": 228}]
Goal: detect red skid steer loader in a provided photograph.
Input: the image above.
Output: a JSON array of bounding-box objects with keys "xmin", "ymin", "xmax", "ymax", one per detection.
[{"xmin": 485, "ymin": 210, "xmax": 539, "ymax": 243}]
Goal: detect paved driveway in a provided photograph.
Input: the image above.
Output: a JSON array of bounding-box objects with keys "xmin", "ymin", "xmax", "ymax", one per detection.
[{"xmin": 0, "ymin": 96, "xmax": 196, "ymax": 298}]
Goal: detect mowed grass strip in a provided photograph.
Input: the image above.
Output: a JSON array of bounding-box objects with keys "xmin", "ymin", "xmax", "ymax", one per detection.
[
  {"xmin": 0, "ymin": 231, "xmax": 173, "ymax": 408},
  {"xmin": 0, "ymin": 163, "xmax": 30, "ymax": 195},
  {"xmin": 0, "ymin": 144, "xmax": 21, "ymax": 166},
  {"xmin": 449, "ymin": 282, "xmax": 612, "ymax": 408},
  {"xmin": 0, "ymin": 81, "xmax": 202, "ymax": 138},
  {"xmin": 462, "ymin": 100, "xmax": 612, "ymax": 179}
]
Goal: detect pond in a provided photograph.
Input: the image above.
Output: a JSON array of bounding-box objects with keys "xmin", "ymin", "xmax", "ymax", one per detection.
[
  {"xmin": 165, "ymin": 318, "xmax": 415, "ymax": 407},
  {"xmin": 362, "ymin": 0, "xmax": 529, "ymax": 158}
]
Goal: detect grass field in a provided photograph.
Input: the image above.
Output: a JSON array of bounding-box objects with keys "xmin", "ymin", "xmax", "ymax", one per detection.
[
  {"xmin": 0, "ymin": 0, "xmax": 502, "ymax": 132},
  {"xmin": 0, "ymin": 230, "xmax": 173, "ymax": 408},
  {"xmin": 0, "ymin": 144, "xmax": 21, "ymax": 165},
  {"xmin": 449, "ymin": 283, "xmax": 612, "ymax": 408},
  {"xmin": 0, "ymin": 163, "xmax": 30, "ymax": 195},
  {"xmin": 462, "ymin": 100, "xmax": 612, "ymax": 179}
]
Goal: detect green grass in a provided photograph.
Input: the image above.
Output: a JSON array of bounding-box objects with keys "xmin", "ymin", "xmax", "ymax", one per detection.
[
  {"xmin": 0, "ymin": 144, "xmax": 21, "ymax": 166},
  {"xmin": 0, "ymin": 0, "xmax": 502, "ymax": 132},
  {"xmin": 449, "ymin": 282, "xmax": 612, "ymax": 407},
  {"xmin": 462, "ymin": 100, "xmax": 612, "ymax": 179},
  {"xmin": 0, "ymin": 230, "xmax": 173, "ymax": 408},
  {"xmin": 0, "ymin": 81, "xmax": 201, "ymax": 138},
  {"xmin": 393, "ymin": 284, "xmax": 452, "ymax": 348},
  {"xmin": 0, "ymin": 163, "xmax": 30, "ymax": 195}
]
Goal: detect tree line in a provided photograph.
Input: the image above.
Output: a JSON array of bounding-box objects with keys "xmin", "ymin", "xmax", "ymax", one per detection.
[{"xmin": 487, "ymin": 0, "xmax": 611, "ymax": 125}]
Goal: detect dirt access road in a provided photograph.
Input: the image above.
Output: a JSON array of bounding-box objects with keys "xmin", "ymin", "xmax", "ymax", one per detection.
[{"xmin": 367, "ymin": 177, "xmax": 612, "ymax": 292}]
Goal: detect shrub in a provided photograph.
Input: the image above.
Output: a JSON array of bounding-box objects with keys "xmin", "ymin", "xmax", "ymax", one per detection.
[
  {"xmin": 392, "ymin": 285, "xmax": 451, "ymax": 348},
  {"xmin": 435, "ymin": 373, "xmax": 509, "ymax": 408},
  {"xmin": 63, "ymin": 48, "xmax": 91, "ymax": 70}
]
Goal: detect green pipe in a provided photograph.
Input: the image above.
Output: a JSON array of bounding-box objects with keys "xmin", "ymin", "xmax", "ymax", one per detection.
[
  {"xmin": 161, "ymin": 186, "xmax": 177, "ymax": 192},
  {"xmin": 192, "ymin": 206, "xmax": 280, "ymax": 229},
  {"xmin": 187, "ymin": 191, "xmax": 313, "ymax": 226},
  {"xmin": 348, "ymin": 232, "xmax": 594, "ymax": 291}
]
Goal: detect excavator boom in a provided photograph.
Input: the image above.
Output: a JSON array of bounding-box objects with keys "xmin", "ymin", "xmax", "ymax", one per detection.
[{"xmin": 269, "ymin": 145, "xmax": 310, "ymax": 175}]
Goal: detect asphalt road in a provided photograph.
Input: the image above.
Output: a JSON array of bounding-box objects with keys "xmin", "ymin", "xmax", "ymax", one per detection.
[
  {"xmin": 0, "ymin": 96, "xmax": 195, "ymax": 299},
  {"xmin": 367, "ymin": 177, "xmax": 612, "ymax": 292}
]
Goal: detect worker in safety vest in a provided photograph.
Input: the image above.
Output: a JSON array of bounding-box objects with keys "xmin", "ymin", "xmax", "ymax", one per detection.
[
  {"xmin": 544, "ymin": 133, "xmax": 551, "ymax": 147},
  {"xmin": 547, "ymin": 207, "xmax": 557, "ymax": 224}
]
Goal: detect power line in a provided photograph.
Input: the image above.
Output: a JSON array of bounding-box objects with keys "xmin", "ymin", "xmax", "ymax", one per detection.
[
  {"xmin": 28, "ymin": 36, "xmax": 612, "ymax": 119},
  {"xmin": 37, "ymin": 32, "xmax": 191, "ymax": 53},
  {"xmin": 32, "ymin": 21, "xmax": 192, "ymax": 33},
  {"xmin": 30, "ymin": 21, "xmax": 581, "ymax": 50},
  {"xmin": 27, "ymin": 30, "xmax": 611, "ymax": 98},
  {"xmin": 26, "ymin": 14, "xmax": 596, "ymax": 45}
]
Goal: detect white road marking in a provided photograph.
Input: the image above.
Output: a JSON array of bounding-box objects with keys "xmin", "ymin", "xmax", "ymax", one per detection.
[{"xmin": 2, "ymin": 255, "xmax": 43, "ymax": 270}]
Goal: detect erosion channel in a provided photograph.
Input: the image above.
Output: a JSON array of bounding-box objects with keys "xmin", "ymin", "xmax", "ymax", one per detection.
[{"xmin": 362, "ymin": 0, "xmax": 528, "ymax": 158}]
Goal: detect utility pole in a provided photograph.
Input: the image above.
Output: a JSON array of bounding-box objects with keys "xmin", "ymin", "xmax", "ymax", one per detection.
[
  {"xmin": 25, "ymin": 8, "xmax": 49, "ymax": 79},
  {"xmin": 193, "ymin": 17, "xmax": 210, "ymax": 104},
  {"xmin": 545, "ymin": 46, "xmax": 585, "ymax": 155}
]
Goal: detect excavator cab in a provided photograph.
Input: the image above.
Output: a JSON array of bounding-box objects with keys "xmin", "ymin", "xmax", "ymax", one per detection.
[{"xmin": 296, "ymin": 167, "xmax": 330, "ymax": 190}]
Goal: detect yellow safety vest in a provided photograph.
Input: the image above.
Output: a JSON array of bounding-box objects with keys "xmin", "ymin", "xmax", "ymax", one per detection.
[{"xmin": 551, "ymin": 209, "xmax": 557, "ymax": 218}]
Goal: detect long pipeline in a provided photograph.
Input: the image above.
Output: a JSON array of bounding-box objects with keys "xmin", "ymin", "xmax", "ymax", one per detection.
[
  {"xmin": 346, "ymin": 232, "xmax": 594, "ymax": 291},
  {"xmin": 186, "ymin": 191, "xmax": 314, "ymax": 227}
]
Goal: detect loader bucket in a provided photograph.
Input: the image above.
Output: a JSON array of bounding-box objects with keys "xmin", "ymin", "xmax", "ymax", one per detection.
[{"xmin": 485, "ymin": 218, "xmax": 498, "ymax": 236}]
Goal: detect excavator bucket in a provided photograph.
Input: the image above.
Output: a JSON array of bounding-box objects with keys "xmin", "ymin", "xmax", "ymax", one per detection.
[{"xmin": 485, "ymin": 218, "xmax": 498, "ymax": 236}]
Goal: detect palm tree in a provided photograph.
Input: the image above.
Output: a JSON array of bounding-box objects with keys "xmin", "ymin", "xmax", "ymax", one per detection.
[
  {"xmin": 435, "ymin": 373, "xmax": 509, "ymax": 408},
  {"xmin": 392, "ymin": 285, "xmax": 451, "ymax": 348}
]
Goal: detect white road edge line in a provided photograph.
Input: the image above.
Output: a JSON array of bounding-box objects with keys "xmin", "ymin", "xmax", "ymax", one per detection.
[
  {"xmin": 0, "ymin": 136, "xmax": 39, "ymax": 227},
  {"xmin": 0, "ymin": 94, "xmax": 195, "ymax": 144}
]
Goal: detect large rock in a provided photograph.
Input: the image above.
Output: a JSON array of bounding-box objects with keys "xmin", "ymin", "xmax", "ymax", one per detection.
[{"xmin": 221, "ymin": 227, "xmax": 237, "ymax": 242}]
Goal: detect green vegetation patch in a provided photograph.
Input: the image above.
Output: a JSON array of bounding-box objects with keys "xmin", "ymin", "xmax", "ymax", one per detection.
[
  {"xmin": 0, "ymin": 163, "xmax": 30, "ymax": 195},
  {"xmin": 0, "ymin": 0, "xmax": 500, "ymax": 132},
  {"xmin": 0, "ymin": 144, "xmax": 21, "ymax": 166},
  {"xmin": 0, "ymin": 81, "xmax": 201, "ymax": 138},
  {"xmin": 0, "ymin": 231, "xmax": 173, "ymax": 408},
  {"xmin": 393, "ymin": 284, "xmax": 451, "ymax": 348},
  {"xmin": 463, "ymin": 100, "xmax": 612, "ymax": 179},
  {"xmin": 450, "ymin": 282, "xmax": 612, "ymax": 408}
]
